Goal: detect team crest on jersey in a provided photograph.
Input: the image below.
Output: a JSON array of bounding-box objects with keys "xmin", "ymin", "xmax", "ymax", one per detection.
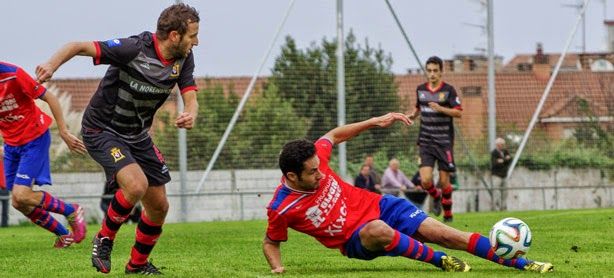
[
  {"xmin": 110, "ymin": 147, "xmax": 125, "ymax": 162},
  {"xmin": 439, "ymin": 92, "xmax": 445, "ymax": 101},
  {"xmin": 171, "ymin": 63, "xmax": 180, "ymax": 77}
]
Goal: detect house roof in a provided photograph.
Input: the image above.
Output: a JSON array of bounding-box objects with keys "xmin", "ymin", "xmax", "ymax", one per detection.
[
  {"xmin": 394, "ymin": 71, "xmax": 612, "ymax": 130},
  {"xmin": 47, "ymin": 70, "xmax": 611, "ymax": 137}
]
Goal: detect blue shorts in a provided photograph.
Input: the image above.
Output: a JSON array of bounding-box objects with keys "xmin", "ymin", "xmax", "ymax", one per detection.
[
  {"xmin": 3, "ymin": 130, "xmax": 52, "ymax": 190},
  {"xmin": 343, "ymin": 195, "xmax": 428, "ymax": 260}
]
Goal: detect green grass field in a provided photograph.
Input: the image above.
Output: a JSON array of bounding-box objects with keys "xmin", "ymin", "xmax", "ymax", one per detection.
[{"xmin": 0, "ymin": 208, "xmax": 613, "ymax": 277}]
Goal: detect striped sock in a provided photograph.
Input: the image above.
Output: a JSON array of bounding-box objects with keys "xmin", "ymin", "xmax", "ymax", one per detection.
[
  {"xmin": 467, "ymin": 233, "xmax": 529, "ymax": 269},
  {"xmin": 384, "ymin": 230, "xmax": 444, "ymax": 267},
  {"xmin": 442, "ymin": 186, "xmax": 453, "ymax": 218},
  {"xmin": 39, "ymin": 191, "xmax": 75, "ymax": 216},
  {"xmin": 129, "ymin": 213, "xmax": 162, "ymax": 266},
  {"xmin": 423, "ymin": 182, "xmax": 441, "ymax": 199},
  {"xmin": 26, "ymin": 206, "xmax": 69, "ymax": 236},
  {"xmin": 99, "ymin": 190, "xmax": 134, "ymax": 240}
]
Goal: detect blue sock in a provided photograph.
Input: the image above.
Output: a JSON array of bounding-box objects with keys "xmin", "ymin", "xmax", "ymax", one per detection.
[
  {"xmin": 384, "ymin": 230, "xmax": 444, "ymax": 267},
  {"xmin": 467, "ymin": 233, "xmax": 529, "ymax": 270}
]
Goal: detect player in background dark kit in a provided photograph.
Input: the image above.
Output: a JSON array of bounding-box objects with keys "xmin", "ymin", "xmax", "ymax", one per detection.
[
  {"xmin": 36, "ymin": 3, "xmax": 200, "ymax": 275},
  {"xmin": 263, "ymin": 113, "xmax": 553, "ymax": 274},
  {"xmin": 0, "ymin": 61, "xmax": 87, "ymax": 248},
  {"xmin": 491, "ymin": 137, "xmax": 512, "ymax": 211},
  {"xmin": 407, "ymin": 56, "xmax": 461, "ymax": 222}
]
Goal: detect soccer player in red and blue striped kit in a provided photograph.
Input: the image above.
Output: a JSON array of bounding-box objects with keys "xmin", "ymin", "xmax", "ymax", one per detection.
[
  {"xmin": 263, "ymin": 113, "xmax": 553, "ymax": 273},
  {"xmin": 0, "ymin": 61, "xmax": 87, "ymax": 248}
]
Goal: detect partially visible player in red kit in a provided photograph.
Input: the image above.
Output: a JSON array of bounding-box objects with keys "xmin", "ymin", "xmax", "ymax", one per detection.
[
  {"xmin": 0, "ymin": 61, "xmax": 87, "ymax": 248},
  {"xmin": 262, "ymin": 113, "xmax": 553, "ymax": 274}
]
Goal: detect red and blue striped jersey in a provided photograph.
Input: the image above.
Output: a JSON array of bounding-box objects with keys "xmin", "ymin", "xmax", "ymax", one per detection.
[
  {"xmin": 266, "ymin": 138, "xmax": 383, "ymax": 249},
  {"xmin": 0, "ymin": 61, "xmax": 51, "ymax": 146}
]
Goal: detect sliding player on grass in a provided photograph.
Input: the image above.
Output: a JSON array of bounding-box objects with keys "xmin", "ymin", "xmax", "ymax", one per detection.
[{"xmin": 263, "ymin": 112, "xmax": 553, "ymax": 274}]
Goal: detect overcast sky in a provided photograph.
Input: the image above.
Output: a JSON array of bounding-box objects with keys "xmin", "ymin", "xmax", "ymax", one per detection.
[{"xmin": 1, "ymin": 0, "xmax": 611, "ymax": 79}]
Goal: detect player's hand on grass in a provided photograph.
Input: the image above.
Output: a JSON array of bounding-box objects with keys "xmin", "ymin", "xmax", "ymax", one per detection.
[
  {"xmin": 175, "ymin": 112, "xmax": 194, "ymax": 129},
  {"xmin": 60, "ymin": 130, "xmax": 87, "ymax": 154},
  {"xmin": 271, "ymin": 266, "xmax": 285, "ymax": 274},
  {"xmin": 35, "ymin": 63, "xmax": 56, "ymax": 83}
]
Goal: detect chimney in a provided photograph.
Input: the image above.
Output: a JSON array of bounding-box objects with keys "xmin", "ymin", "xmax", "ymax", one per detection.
[
  {"xmin": 606, "ymin": 21, "xmax": 614, "ymax": 52},
  {"xmin": 533, "ymin": 43, "xmax": 550, "ymax": 80}
]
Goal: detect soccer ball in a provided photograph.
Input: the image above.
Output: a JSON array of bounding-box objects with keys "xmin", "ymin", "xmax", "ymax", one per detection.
[{"xmin": 488, "ymin": 217, "xmax": 532, "ymax": 259}]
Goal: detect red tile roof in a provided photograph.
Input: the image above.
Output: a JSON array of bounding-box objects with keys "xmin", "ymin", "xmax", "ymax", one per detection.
[{"xmin": 48, "ymin": 70, "xmax": 611, "ymax": 140}]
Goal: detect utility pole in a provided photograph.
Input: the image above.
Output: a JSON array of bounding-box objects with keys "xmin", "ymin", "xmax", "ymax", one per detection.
[{"xmin": 563, "ymin": 1, "xmax": 587, "ymax": 52}]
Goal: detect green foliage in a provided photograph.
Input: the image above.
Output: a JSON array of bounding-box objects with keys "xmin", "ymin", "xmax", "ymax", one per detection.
[
  {"xmin": 154, "ymin": 82, "xmax": 308, "ymax": 170},
  {"xmin": 269, "ymin": 31, "xmax": 400, "ymax": 159},
  {"xmin": 1, "ymin": 209, "xmax": 613, "ymax": 276},
  {"xmin": 231, "ymin": 84, "xmax": 310, "ymax": 168}
]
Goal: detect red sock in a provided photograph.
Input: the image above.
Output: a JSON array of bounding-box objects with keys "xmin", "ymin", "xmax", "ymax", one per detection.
[
  {"xmin": 423, "ymin": 182, "xmax": 441, "ymax": 199},
  {"xmin": 99, "ymin": 190, "xmax": 134, "ymax": 240},
  {"xmin": 129, "ymin": 213, "xmax": 163, "ymax": 266},
  {"xmin": 442, "ymin": 185, "xmax": 453, "ymax": 218}
]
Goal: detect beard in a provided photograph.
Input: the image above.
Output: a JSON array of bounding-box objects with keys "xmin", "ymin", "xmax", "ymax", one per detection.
[{"xmin": 169, "ymin": 41, "xmax": 190, "ymax": 59}]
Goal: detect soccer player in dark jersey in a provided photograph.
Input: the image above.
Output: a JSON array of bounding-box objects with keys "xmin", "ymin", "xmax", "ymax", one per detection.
[
  {"xmin": 36, "ymin": 3, "xmax": 200, "ymax": 275},
  {"xmin": 407, "ymin": 56, "xmax": 460, "ymax": 222},
  {"xmin": 0, "ymin": 61, "xmax": 87, "ymax": 248},
  {"xmin": 263, "ymin": 113, "xmax": 553, "ymax": 274}
]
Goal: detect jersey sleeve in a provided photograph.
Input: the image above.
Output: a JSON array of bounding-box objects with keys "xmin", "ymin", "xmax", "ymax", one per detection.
[
  {"xmin": 16, "ymin": 67, "xmax": 46, "ymax": 99},
  {"xmin": 448, "ymin": 86, "xmax": 462, "ymax": 110},
  {"xmin": 265, "ymin": 209, "xmax": 288, "ymax": 242},
  {"xmin": 178, "ymin": 52, "xmax": 197, "ymax": 94},
  {"xmin": 93, "ymin": 37, "xmax": 141, "ymax": 66},
  {"xmin": 315, "ymin": 137, "xmax": 334, "ymax": 170},
  {"xmin": 415, "ymin": 87, "xmax": 420, "ymax": 109}
]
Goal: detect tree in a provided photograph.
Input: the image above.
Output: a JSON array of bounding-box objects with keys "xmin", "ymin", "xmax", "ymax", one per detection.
[{"xmin": 269, "ymin": 31, "xmax": 402, "ymax": 161}]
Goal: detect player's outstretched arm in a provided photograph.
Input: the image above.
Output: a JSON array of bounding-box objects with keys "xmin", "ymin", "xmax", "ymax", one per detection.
[
  {"xmin": 263, "ymin": 236, "xmax": 284, "ymax": 274},
  {"xmin": 323, "ymin": 112, "xmax": 412, "ymax": 146},
  {"xmin": 36, "ymin": 42, "xmax": 97, "ymax": 83},
  {"xmin": 175, "ymin": 90, "xmax": 198, "ymax": 129},
  {"xmin": 39, "ymin": 91, "xmax": 86, "ymax": 154}
]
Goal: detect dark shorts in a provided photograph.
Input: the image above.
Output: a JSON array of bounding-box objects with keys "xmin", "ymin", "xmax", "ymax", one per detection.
[
  {"xmin": 82, "ymin": 129, "xmax": 170, "ymax": 186},
  {"xmin": 343, "ymin": 195, "xmax": 428, "ymax": 260},
  {"xmin": 3, "ymin": 130, "xmax": 52, "ymax": 190},
  {"xmin": 419, "ymin": 144, "xmax": 456, "ymax": 172}
]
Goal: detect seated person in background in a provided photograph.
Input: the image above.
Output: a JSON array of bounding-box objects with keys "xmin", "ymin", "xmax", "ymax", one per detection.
[
  {"xmin": 354, "ymin": 165, "xmax": 381, "ymax": 193},
  {"xmin": 404, "ymin": 171, "xmax": 428, "ymax": 209},
  {"xmin": 381, "ymin": 158, "xmax": 414, "ymax": 197},
  {"xmin": 363, "ymin": 155, "xmax": 382, "ymax": 190}
]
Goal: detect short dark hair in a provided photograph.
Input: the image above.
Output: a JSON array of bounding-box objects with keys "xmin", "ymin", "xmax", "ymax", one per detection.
[
  {"xmin": 156, "ymin": 3, "xmax": 200, "ymax": 40},
  {"xmin": 426, "ymin": 56, "xmax": 443, "ymax": 71},
  {"xmin": 279, "ymin": 139, "xmax": 316, "ymax": 178}
]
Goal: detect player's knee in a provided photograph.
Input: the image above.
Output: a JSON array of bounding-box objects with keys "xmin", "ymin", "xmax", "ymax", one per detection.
[
  {"xmin": 361, "ymin": 220, "xmax": 394, "ymax": 243},
  {"xmin": 148, "ymin": 200, "xmax": 169, "ymax": 218},
  {"xmin": 11, "ymin": 190, "xmax": 32, "ymax": 210},
  {"xmin": 121, "ymin": 180, "xmax": 148, "ymax": 199}
]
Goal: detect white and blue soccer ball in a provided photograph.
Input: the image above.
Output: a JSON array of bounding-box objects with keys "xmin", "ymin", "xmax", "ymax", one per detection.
[{"xmin": 489, "ymin": 217, "xmax": 532, "ymax": 259}]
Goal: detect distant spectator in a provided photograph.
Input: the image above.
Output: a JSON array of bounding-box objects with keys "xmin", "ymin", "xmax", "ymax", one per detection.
[
  {"xmin": 354, "ymin": 165, "xmax": 381, "ymax": 194},
  {"xmin": 364, "ymin": 155, "xmax": 382, "ymax": 189},
  {"xmin": 381, "ymin": 158, "xmax": 413, "ymax": 197},
  {"xmin": 491, "ymin": 137, "xmax": 512, "ymax": 211}
]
